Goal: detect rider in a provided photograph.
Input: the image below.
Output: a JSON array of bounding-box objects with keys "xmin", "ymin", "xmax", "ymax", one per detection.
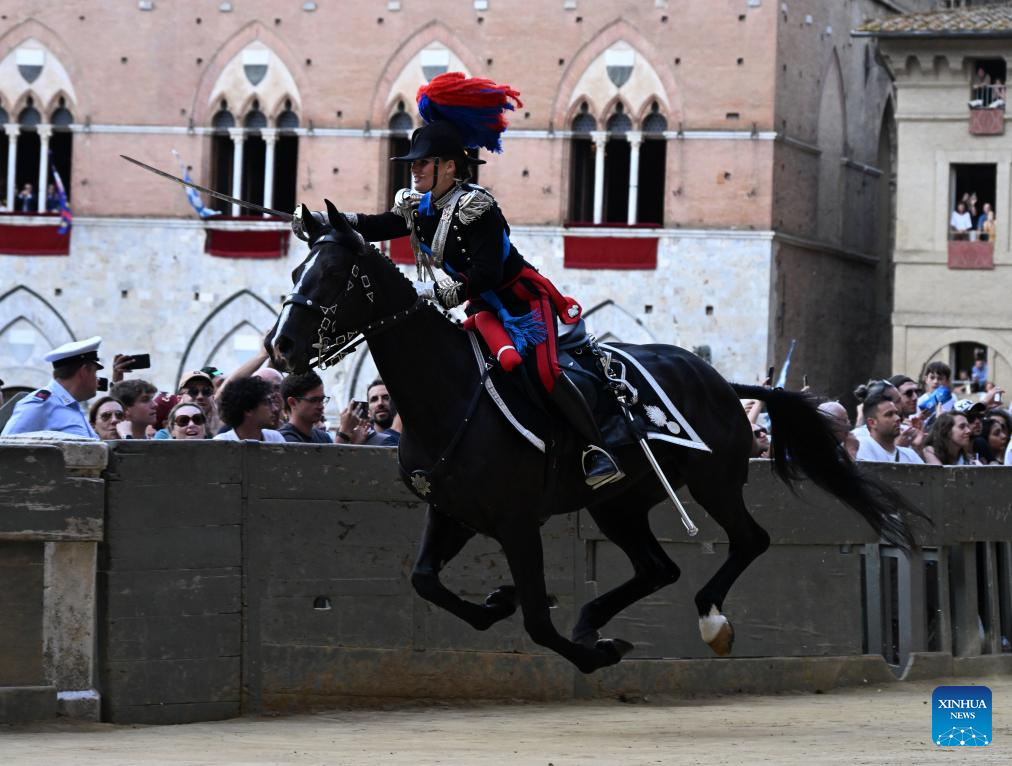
[{"xmin": 332, "ymin": 73, "xmax": 620, "ymax": 489}]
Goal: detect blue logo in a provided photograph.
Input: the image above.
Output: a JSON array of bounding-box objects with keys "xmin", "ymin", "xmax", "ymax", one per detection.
[{"xmin": 933, "ymin": 686, "xmax": 991, "ymax": 747}]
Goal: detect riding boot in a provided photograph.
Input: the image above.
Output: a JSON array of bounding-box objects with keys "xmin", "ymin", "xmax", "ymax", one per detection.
[{"xmin": 548, "ymin": 373, "xmax": 623, "ymax": 489}]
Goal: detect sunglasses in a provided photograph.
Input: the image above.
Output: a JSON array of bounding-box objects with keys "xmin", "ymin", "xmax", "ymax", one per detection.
[
  {"xmin": 185, "ymin": 386, "xmax": 214, "ymax": 397},
  {"xmin": 901, "ymin": 389, "xmax": 919, "ymax": 398},
  {"xmin": 296, "ymin": 395, "xmax": 331, "ymax": 405},
  {"xmin": 752, "ymin": 427, "xmax": 768, "ymax": 436},
  {"xmin": 173, "ymin": 413, "xmax": 207, "ymax": 427},
  {"xmin": 98, "ymin": 410, "xmax": 125, "ymax": 422}
]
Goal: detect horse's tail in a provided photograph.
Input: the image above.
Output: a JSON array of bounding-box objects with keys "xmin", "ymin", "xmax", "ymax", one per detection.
[{"xmin": 731, "ymin": 383, "xmax": 925, "ymax": 551}]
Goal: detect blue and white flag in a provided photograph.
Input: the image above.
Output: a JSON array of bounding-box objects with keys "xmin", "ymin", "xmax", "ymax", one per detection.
[
  {"xmin": 775, "ymin": 338, "xmax": 796, "ymax": 389},
  {"xmin": 51, "ymin": 164, "xmax": 72, "ymax": 235},
  {"xmin": 171, "ymin": 149, "xmax": 220, "ymax": 219}
]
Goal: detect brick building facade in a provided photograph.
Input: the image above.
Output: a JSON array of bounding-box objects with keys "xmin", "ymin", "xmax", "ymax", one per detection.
[{"xmin": 0, "ymin": 0, "xmax": 931, "ymax": 407}]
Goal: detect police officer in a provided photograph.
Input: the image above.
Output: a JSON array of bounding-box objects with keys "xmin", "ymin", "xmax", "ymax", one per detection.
[{"xmin": 1, "ymin": 337, "xmax": 104, "ymax": 438}]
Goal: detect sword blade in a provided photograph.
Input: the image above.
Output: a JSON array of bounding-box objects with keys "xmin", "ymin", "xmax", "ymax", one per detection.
[{"xmin": 119, "ymin": 154, "xmax": 294, "ymax": 221}]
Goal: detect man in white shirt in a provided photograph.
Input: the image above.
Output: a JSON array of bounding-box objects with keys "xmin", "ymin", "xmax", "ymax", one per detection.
[
  {"xmin": 856, "ymin": 391, "xmax": 924, "ymax": 464},
  {"xmin": 213, "ymin": 376, "xmax": 286, "ymax": 442}
]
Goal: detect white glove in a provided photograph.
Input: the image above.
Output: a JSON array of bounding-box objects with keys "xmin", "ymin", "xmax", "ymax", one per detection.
[{"xmin": 413, "ymin": 281, "xmax": 435, "ymax": 300}]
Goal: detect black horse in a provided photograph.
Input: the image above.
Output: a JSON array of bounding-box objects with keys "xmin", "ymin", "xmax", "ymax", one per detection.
[{"xmin": 268, "ymin": 202, "xmax": 920, "ymax": 674}]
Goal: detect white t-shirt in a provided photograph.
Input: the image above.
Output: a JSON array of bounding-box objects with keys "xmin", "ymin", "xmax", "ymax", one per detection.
[
  {"xmin": 855, "ymin": 434, "xmax": 924, "ymax": 464},
  {"xmin": 950, "ymin": 210, "xmax": 973, "ymax": 231},
  {"xmin": 213, "ymin": 428, "xmax": 286, "ymax": 443}
]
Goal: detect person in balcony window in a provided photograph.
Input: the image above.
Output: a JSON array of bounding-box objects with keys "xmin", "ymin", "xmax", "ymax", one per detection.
[
  {"xmin": 950, "ymin": 201, "xmax": 973, "ymax": 240},
  {"xmin": 990, "ymin": 79, "xmax": 1006, "ymax": 109},
  {"xmin": 45, "ymin": 183, "xmax": 60, "ymax": 212},
  {"xmin": 969, "ymin": 66, "xmax": 991, "ymax": 108},
  {"xmin": 16, "ymin": 183, "xmax": 35, "ymax": 212}
]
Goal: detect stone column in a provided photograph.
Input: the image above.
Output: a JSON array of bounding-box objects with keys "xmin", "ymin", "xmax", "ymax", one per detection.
[
  {"xmin": 228, "ymin": 127, "xmax": 245, "ymax": 217},
  {"xmin": 4, "ymin": 124, "xmax": 18, "ymax": 212},
  {"xmin": 261, "ymin": 128, "xmax": 278, "ymax": 215},
  {"xmin": 36, "ymin": 124, "xmax": 52, "ymax": 213},
  {"xmin": 591, "ymin": 130, "xmax": 607, "ymax": 225},
  {"xmin": 626, "ymin": 130, "xmax": 643, "ymax": 226}
]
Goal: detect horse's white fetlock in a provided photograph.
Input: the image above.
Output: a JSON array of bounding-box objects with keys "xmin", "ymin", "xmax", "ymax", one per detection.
[{"xmin": 699, "ymin": 605, "xmax": 735, "ymax": 656}]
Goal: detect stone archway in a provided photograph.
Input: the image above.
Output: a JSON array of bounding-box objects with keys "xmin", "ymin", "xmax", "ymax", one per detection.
[
  {"xmin": 0, "ymin": 285, "xmax": 75, "ymax": 389},
  {"xmin": 178, "ymin": 290, "xmax": 277, "ymax": 382}
]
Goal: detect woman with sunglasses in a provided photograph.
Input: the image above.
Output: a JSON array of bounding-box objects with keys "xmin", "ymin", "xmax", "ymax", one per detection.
[
  {"xmin": 88, "ymin": 396, "xmax": 125, "ymax": 440},
  {"xmin": 166, "ymin": 401, "xmax": 208, "ymax": 440}
]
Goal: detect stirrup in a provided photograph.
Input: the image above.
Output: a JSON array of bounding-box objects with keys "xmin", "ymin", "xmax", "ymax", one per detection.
[{"xmin": 581, "ymin": 445, "xmax": 624, "ymax": 489}]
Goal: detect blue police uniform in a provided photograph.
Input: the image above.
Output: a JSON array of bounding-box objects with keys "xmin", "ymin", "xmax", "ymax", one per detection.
[
  {"xmin": 1, "ymin": 336, "xmax": 103, "ymax": 439},
  {"xmin": 1, "ymin": 379, "xmax": 98, "ymax": 438}
]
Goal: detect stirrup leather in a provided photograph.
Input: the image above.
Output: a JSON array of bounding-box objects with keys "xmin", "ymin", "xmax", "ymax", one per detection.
[{"xmin": 581, "ymin": 445, "xmax": 624, "ymax": 489}]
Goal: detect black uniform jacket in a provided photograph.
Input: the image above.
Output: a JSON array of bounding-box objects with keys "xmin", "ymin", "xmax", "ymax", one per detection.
[{"xmin": 350, "ymin": 185, "xmax": 527, "ymax": 304}]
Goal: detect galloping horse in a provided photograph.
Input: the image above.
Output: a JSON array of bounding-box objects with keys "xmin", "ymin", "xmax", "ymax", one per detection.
[{"xmin": 268, "ymin": 202, "xmax": 920, "ymax": 674}]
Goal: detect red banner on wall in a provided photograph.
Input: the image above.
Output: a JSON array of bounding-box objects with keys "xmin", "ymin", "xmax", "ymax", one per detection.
[
  {"xmin": 947, "ymin": 239, "xmax": 994, "ymax": 269},
  {"xmin": 563, "ymin": 235, "xmax": 658, "ymax": 270},
  {"xmin": 388, "ymin": 237, "xmax": 415, "ymax": 265},
  {"xmin": 0, "ymin": 218, "xmax": 70, "ymax": 256},
  {"xmin": 205, "ymin": 227, "xmax": 290, "ymax": 259}
]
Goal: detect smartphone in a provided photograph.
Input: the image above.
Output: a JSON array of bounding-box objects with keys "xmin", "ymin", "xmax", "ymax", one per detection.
[
  {"xmin": 97, "ymin": 377, "xmax": 109, "ymax": 392},
  {"xmin": 803, "ymin": 374, "xmax": 809, "ymax": 388},
  {"xmin": 353, "ymin": 400, "xmax": 369, "ymax": 418},
  {"xmin": 125, "ymin": 353, "xmax": 151, "ymax": 370},
  {"xmin": 996, "ymin": 391, "xmax": 1003, "ymax": 403}
]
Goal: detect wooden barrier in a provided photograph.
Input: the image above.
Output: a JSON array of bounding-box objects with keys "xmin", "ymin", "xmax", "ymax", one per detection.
[{"xmin": 2, "ymin": 438, "xmax": 1011, "ymax": 724}]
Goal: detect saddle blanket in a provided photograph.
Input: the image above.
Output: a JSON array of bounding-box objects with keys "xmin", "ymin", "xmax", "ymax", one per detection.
[{"xmin": 465, "ymin": 331, "xmax": 710, "ymax": 455}]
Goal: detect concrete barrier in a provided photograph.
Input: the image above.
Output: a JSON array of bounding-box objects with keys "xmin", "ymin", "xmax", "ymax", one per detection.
[{"xmin": 1, "ymin": 438, "xmax": 1010, "ymax": 724}]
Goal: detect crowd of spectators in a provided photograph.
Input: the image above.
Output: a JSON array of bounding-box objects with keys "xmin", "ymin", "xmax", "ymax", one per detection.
[
  {"xmin": 746, "ymin": 352, "xmax": 1011, "ymax": 467},
  {"xmin": 56, "ymin": 334, "xmax": 402, "ymax": 447}
]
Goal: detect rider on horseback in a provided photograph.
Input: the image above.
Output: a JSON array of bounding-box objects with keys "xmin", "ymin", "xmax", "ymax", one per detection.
[{"xmin": 335, "ymin": 73, "xmax": 621, "ymax": 488}]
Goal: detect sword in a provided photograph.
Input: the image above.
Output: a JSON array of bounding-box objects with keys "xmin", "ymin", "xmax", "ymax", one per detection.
[{"xmin": 119, "ymin": 154, "xmax": 294, "ymax": 221}]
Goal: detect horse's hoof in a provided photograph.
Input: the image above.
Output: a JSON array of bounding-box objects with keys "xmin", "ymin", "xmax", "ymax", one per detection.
[
  {"xmin": 706, "ymin": 621, "xmax": 735, "ymax": 656},
  {"xmin": 596, "ymin": 637, "xmax": 635, "ymax": 664},
  {"xmin": 484, "ymin": 585, "xmax": 518, "ymax": 609}
]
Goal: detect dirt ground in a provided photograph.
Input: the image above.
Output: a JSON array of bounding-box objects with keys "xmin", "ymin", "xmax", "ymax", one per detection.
[{"xmin": 2, "ymin": 676, "xmax": 1009, "ymax": 765}]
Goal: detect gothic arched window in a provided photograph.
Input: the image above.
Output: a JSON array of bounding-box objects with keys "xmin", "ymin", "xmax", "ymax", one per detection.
[
  {"xmin": 568, "ymin": 102, "xmax": 597, "ymax": 223},
  {"xmin": 273, "ymin": 100, "xmax": 300, "ymax": 215},
  {"xmin": 603, "ymin": 104, "xmax": 632, "ymax": 223},
  {"xmin": 638, "ymin": 102, "xmax": 668, "ymax": 226},
  {"xmin": 387, "ymin": 101, "xmax": 413, "ymax": 205}
]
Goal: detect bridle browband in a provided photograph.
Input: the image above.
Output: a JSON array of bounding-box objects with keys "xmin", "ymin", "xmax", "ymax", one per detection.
[{"xmin": 280, "ymin": 234, "xmax": 431, "ymax": 369}]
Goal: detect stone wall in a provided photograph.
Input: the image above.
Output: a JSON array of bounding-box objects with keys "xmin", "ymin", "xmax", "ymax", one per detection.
[
  {"xmin": 4, "ymin": 438, "xmax": 1012, "ymax": 725},
  {"xmin": 0, "ymin": 220, "xmax": 774, "ymax": 407}
]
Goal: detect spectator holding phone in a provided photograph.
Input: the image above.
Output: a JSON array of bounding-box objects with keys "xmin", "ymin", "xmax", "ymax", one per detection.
[
  {"xmin": 279, "ymin": 371, "xmax": 333, "ymax": 443},
  {"xmin": 110, "ymin": 379, "xmax": 158, "ymax": 439},
  {"xmin": 214, "ymin": 376, "xmax": 285, "ymax": 442},
  {"xmin": 167, "ymin": 401, "xmax": 208, "ymax": 440},
  {"xmin": 335, "ymin": 380, "xmax": 399, "ymax": 446},
  {"xmin": 88, "ymin": 396, "xmax": 125, "ymax": 440}
]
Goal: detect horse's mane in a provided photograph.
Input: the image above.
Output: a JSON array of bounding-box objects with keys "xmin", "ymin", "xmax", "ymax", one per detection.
[{"xmin": 361, "ymin": 240, "xmax": 461, "ymax": 330}]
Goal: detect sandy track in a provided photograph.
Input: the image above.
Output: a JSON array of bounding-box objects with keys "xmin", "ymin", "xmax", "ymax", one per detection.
[{"xmin": 2, "ymin": 676, "xmax": 1009, "ymax": 765}]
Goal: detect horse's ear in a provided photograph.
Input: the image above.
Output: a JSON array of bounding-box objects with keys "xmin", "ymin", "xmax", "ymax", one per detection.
[
  {"xmin": 299, "ymin": 203, "xmax": 319, "ymax": 238},
  {"xmin": 324, "ymin": 199, "xmax": 355, "ymax": 236}
]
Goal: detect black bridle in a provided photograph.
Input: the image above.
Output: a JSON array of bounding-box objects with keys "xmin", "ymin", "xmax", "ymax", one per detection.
[{"xmin": 280, "ymin": 235, "xmax": 426, "ymax": 369}]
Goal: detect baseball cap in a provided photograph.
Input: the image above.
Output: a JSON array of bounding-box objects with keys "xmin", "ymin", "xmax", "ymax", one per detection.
[
  {"xmin": 954, "ymin": 399, "xmax": 986, "ymax": 415},
  {"xmin": 177, "ymin": 370, "xmax": 214, "ymax": 391}
]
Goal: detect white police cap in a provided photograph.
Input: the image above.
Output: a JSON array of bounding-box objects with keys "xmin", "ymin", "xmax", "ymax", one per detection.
[{"xmin": 44, "ymin": 336, "xmax": 104, "ymax": 370}]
